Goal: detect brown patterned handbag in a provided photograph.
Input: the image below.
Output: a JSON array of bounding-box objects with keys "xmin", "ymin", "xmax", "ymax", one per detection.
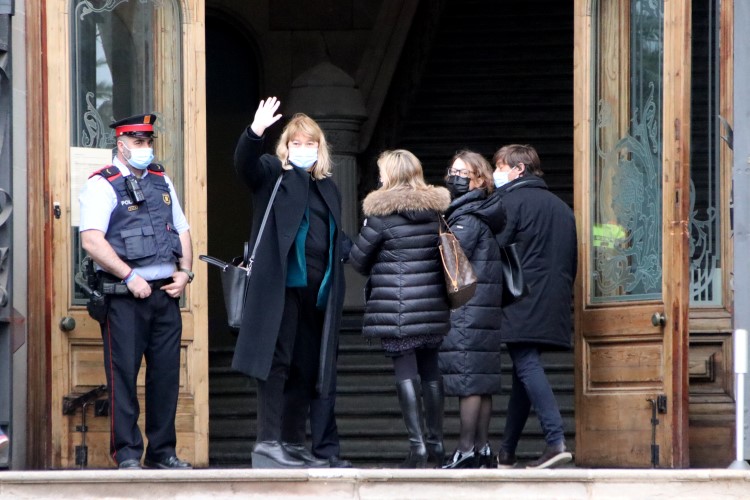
[{"xmin": 438, "ymin": 216, "xmax": 478, "ymax": 309}]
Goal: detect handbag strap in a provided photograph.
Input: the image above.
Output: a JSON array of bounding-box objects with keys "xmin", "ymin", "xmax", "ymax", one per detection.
[
  {"xmin": 198, "ymin": 254, "xmax": 230, "ymax": 270},
  {"xmin": 247, "ymin": 174, "xmax": 283, "ymax": 272}
]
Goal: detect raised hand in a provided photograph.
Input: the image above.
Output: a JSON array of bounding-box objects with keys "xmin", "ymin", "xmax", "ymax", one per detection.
[{"xmin": 250, "ymin": 97, "xmax": 283, "ymax": 137}]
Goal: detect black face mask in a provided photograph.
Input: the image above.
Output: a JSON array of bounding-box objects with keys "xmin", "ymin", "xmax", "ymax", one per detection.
[{"xmin": 446, "ymin": 175, "xmax": 470, "ymax": 198}]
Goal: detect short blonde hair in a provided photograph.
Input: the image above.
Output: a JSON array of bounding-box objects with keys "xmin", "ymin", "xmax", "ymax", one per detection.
[
  {"xmin": 276, "ymin": 113, "xmax": 332, "ymax": 180},
  {"xmin": 377, "ymin": 149, "xmax": 431, "ymax": 192}
]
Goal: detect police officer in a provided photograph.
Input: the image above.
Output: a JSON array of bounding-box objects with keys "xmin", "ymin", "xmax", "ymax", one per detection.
[{"xmin": 79, "ymin": 113, "xmax": 194, "ymax": 470}]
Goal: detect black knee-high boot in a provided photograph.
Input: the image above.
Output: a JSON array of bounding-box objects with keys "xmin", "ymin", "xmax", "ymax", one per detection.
[
  {"xmin": 396, "ymin": 378, "xmax": 428, "ymax": 468},
  {"xmin": 422, "ymin": 378, "xmax": 445, "ymax": 466}
]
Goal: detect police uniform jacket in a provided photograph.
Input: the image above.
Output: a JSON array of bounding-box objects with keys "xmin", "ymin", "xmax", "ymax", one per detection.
[
  {"xmin": 95, "ymin": 164, "xmax": 183, "ymax": 267},
  {"xmin": 489, "ymin": 175, "xmax": 577, "ymax": 350},
  {"xmin": 439, "ymin": 189, "xmax": 505, "ymax": 397},
  {"xmin": 349, "ymin": 186, "xmax": 452, "ymax": 340},
  {"xmin": 232, "ymin": 128, "xmax": 347, "ymax": 397}
]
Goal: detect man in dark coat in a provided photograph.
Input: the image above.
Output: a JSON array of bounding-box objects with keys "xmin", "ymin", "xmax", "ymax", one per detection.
[
  {"xmin": 488, "ymin": 144, "xmax": 577, "ymax": 469},
  {"xmin": 233, "ymin": 97, "xmax": 348, "ymax": 468}
]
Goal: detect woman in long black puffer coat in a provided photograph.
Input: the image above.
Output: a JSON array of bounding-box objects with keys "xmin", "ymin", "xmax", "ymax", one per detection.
[
  {"xmin": 439, "ymin": 151, "xmax": 505, "ymax": 469},
  {"xmin": 349, "ymin": 149, "xmax": 451, "ymax": 468}
]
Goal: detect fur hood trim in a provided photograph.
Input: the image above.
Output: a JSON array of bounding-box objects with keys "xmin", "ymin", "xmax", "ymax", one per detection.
[{"xmin": 362, "ymin": 186, "xmax": 451, "ymax": 217}]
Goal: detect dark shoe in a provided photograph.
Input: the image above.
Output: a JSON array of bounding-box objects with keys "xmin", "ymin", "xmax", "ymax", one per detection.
[
  {"xmin": 118, "ymin": 458, "xmax": 142, "ymax": 469},
  {"xmin": 496, "ymin": 449, "xmax": 517, "ymax": 469},
  {"xmin": 526, "ymin": 443, "xmax": 572, "ymax": 469},
  {"xmin": 441, "ymin": 448, "xmax": 477, "ymax": 469},
  {"xmin": 422, "ymin": 379, "xmax": 445, "ymax": 466},
  {"xmin": 282, "ymin": 443, "xmax": 329, "ymax": 468},
  {"xmin": 327, "ymin": 456, "xmax": 353, "ymax": 468},
  {"xmin": 396, "ymin": 378, "xmax": 428, "ymax": 469},
  {"xmin": 477, "ymin": 442, "xmax": 495, "ymax": 469},
  {"xmin": 144, "ymin": 455, "xmax": 192, "ymax": 469},
  {"xmin": 251, "ymin": 441, "xmax": 305, "ymax": 469}
]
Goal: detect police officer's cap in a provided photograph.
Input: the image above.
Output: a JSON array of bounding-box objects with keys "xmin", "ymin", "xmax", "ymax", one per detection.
[{"xmin": 110, "ymin": 113, "xmax": 158, "ymax": 138}]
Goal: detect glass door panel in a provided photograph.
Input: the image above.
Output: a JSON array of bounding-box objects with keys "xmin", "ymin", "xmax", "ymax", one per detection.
[{"xmin": 591, "ymin": 0, "xmax": 663, "ymax": 303}]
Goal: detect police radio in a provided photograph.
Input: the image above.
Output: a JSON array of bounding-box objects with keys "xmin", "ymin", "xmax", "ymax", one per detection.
[{"xmin": 125, "ymin": 175, "xmax": 146, "ymax": 204}]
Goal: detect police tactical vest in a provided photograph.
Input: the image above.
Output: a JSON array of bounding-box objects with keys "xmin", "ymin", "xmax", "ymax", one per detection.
[{"xmin": 92, "ymin": 164, "xmax": 183, "ymax": 268}]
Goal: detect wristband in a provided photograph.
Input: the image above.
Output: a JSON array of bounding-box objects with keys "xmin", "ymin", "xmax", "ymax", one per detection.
[{"xmin": 123, "ymin": 270, "xmax": 136, "ymax": 284}]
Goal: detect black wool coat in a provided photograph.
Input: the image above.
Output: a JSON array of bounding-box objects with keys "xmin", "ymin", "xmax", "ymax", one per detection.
[
  {"xmin": 231, "ymin": 128, "xmax": 347, "ymax": 396},
  {"xmin": 439, "ymin": 189, "xmax": 505, "ymax": 397},
  {"xmin": 349, "ymin": 186, "xmax": 452, "ymax": 340},
  {"xmin": 487, "ymin": 175, "xmax": 577, "ymax": 350}
]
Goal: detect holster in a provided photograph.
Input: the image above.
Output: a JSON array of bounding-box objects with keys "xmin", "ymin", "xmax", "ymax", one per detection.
[{"xmin": 86, "ymin": 292, "xmax": 109, "ymax": 324}]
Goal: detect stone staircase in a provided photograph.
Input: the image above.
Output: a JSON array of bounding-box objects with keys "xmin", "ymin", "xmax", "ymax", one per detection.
[
  {"xmin": 208, "ymin": 310, "xmax": 575, "ymax": 467},
  {"xmin": 209, "ymin": 0, "xmax": 576, "ymax": 468}
]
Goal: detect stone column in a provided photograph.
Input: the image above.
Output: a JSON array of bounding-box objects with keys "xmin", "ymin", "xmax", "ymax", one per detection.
[{"xmin": 286, "ymin": 62, "xmax": 367, "ymax": 238}]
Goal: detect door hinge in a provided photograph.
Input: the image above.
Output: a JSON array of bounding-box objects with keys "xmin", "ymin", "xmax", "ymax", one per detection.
[
  {"xmin": 719, "ymin": 115, "xmax": 733, "ymax": 150},
  {"xmin": 656, "ymin": 395, "xmax": 667, "ymax": 414},
  {"xmin": 647, "ymin": 395, "xmax": 667, "ymax": 468}
]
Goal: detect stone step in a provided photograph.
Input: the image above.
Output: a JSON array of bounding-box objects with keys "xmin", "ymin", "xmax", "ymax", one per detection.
[{"xmin": 3, "ymin": 469, "xmax": 747, "ymax": 499}]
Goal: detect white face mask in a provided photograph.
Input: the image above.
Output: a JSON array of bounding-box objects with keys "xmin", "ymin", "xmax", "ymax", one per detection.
[
  {"xmin": 493, "ymin": 170, "xmax": 510, "ymax": 188},
  {"xmin": 288, "ymin": 147, "xmax": 318, "ymax": 170},
  {"xmin": 123, "ymin": 144, "xmax": 154, "ymax": 170}
]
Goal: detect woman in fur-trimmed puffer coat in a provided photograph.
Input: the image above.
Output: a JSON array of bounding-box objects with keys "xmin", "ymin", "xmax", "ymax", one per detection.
[{"xmin": 350, "ymin": 149, "xmax": 451, "ymax": 469}]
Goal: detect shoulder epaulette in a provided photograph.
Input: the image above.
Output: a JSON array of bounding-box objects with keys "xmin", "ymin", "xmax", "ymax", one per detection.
[
  {"xmin": 89, "ymin": 166, "xmax": 121, "ymax": 180},
  {"xmin": 148, "ymin": 163, "xmax": 165, "ymax": 176}
]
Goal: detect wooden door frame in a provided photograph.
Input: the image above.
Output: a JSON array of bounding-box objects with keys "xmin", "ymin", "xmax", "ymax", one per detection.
[
  {"xmin": 573, "ymin": 0, "xmax": 691, "ymax": 467},
  {"xmin": 26, "ymin": 0, "xmax": 51, "ymax": 470},
  {"xmin": 25, "ymin": 0, "xmax": 208, "ymax": 469}
]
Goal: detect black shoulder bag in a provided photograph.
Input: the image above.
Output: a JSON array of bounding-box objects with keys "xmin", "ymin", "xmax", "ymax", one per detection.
[
  {"xmin": 199, "ymin": 174, "xmax": 283, "ymax": 329},
  {"xmin": 496, "ymin": 179, "xmax": 533, "ymax": 307}
]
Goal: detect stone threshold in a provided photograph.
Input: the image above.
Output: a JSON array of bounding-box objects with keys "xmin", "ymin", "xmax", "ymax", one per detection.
[{"xmin": 1, "ymin": 468, "xmax": 749, "ymax": 499}]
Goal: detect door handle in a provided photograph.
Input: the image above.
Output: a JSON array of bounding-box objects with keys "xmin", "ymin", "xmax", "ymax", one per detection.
[
  {"xmin": 59, "ymin": 316, "xmax": 76, "ymax": 332},
  {"xmin": 651, "ymin": 312, "xmax": 666, "ymax": 327}
]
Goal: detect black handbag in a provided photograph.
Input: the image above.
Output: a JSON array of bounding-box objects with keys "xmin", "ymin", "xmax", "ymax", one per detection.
[
  {"xmin": 199, "ymin": 174, "xmax": 283, "ymax": 329},
  {"xmin": 499, "ymin": 242, "xmax": 529, "ymax": 307},
  {"xmin": 438, "ymin": 216, "xmax": 478, "ymax": 309}
]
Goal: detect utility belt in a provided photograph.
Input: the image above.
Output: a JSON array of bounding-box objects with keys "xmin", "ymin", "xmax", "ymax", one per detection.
[{"xmin": 97, "ymin": 272, "xmax": 173, "ymax": 295}]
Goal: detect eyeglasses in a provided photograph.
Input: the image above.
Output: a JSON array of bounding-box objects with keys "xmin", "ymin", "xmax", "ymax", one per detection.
[{"xmin": 447, "ymin": 167, "xmax": 474, "ymax": 178}]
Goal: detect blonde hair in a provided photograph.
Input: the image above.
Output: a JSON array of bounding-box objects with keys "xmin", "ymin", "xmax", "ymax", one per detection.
[
  {"xmin": 377, "ymin": 149, "xmax": 430, "ymax": 191},
  {"xmin": 275, "ymin": 113, "xmax": 332, "ymax": 180}
]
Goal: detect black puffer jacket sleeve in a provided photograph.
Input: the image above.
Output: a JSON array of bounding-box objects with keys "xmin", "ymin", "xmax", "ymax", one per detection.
[{"xmin": 349, "ymin": 216, "xmax": 385, "ymax": 276}]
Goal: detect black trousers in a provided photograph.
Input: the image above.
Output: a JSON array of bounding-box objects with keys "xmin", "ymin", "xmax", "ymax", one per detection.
[
  {"xmin": 100, "ymin": 289, "xmax": 181, "ymax": 464},
  {"xmin": 309, "ymin": 362, "xmax": 341, "ymax": 458},
  {"xmin": 256, "ymin": 272, "xmax": 325, "ymax": 443}
]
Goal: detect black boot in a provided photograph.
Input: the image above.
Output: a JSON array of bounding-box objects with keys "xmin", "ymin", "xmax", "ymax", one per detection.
[
  {"xmin": 395, "ymin": 378, "xmax": 428, "ymax": 468},
  {"xmin": 422, "ymin": 379, "xmax": 445, "ymax": 466}
]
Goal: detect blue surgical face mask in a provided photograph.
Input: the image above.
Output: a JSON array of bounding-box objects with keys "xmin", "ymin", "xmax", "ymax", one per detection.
[
  {"xmin": 493, "ymin": 170, "xmax": 510, "ymax": 188},
  {"xmin": 288, "ymin": 147, "xmax": 319, "ymax": 170},
  {"xmin": 123, "ymin": 144, "xmax": 154, "ymax": 170}
]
